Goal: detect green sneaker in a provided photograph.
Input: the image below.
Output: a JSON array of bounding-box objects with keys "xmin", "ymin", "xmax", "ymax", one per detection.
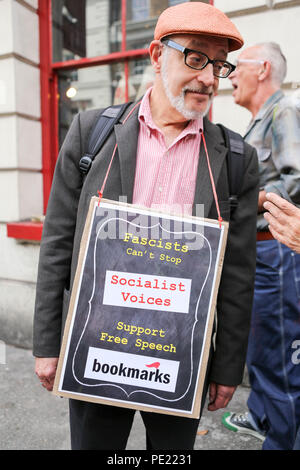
[{"xmin": 222, "ymin": 412, "xmax": 266, "ymax": 441}]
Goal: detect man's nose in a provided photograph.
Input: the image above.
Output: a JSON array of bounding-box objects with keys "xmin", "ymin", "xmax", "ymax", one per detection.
[
  {"xmin": 229, "ymin": 69, "xmax": 236, "ymax": 81},
  {"xmin": 196, "ymin": 63, "xmax": 215, "ymax": 87}
]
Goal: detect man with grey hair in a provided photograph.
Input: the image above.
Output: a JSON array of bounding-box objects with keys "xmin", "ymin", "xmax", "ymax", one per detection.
[
  {"xmin": 222, "ymin": 43, "xmax": 300, "ymax": 450},
  {"xmin": 256, "ymin": 42, "xmax": 287, "ymax": 85},
  {"xmin": 33, "ymin": 2, "xmax": 259, "ymax": 450}
]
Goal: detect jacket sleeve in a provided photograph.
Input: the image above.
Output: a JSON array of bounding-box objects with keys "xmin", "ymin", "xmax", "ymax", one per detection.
[
  {"xmin": 265, "ymin": 101, "xmax": 300, "ymax": 204},
  {"xmin": 209, "ymin": 144, "xmax": 259, "ymax": 386},
  {"xmin": 33, "ymin": 113, "xmax": 85, "ymax": 357}
]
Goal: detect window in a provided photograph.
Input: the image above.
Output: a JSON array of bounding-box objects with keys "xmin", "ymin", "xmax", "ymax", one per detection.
[
  {"xmin": 131, "ymin": 0, "xmax": 150, "ymax": 21},
  {"xmin": 40, "ymin": 1, "xmax": 212, "ymax": 211}
]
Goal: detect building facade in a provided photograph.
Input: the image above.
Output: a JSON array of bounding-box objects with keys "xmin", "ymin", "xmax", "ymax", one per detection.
[{"xmin": 0, "ymin": 0, "xmax": 299, "ymax": 348}]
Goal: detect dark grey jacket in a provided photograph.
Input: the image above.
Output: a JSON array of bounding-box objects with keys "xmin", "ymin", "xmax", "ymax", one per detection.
[{"xmin": 33, "ymin": 103, "xmax": 259, "ymax": 386}]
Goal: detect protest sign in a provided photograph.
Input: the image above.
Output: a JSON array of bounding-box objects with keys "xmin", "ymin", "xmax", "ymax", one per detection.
[{"xmin": 53, "ymin": 197, "xmax": 228, "ymax": 418}]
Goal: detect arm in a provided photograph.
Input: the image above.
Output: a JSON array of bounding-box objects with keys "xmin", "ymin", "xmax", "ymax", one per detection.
[
  {"xmin": 264, "ymin": 192, "xmax": 300, "ymax": 253},
  {"xmin": 33, "ymin": 113, "xmax": 84, "ymax": 360},
  {"xmin": 33, "ymin": 110, "xmax": 107, "ymax": 390},
  {"xmin": 33, "ymin": 114, "xmax": 84, "ymax": 389},
  {"xmin": 209, "ymin": 145, "xmax": 259, "ymax": 392},
  {"xmin": 258, "ymin": 189, "xmax": 267, "ymax": 213},
  {"xmin": 264, "ymin": 102, "xmax": 300, "ymax": 204},
  {"xmin": 33, "ymin": 108, "xmax": 104, "ymax": 362}
]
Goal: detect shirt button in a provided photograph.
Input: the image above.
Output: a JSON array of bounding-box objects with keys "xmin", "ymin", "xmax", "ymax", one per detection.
[{"xmin": 159, "ymin": 186, "xmax": 163, "ymax": 192}]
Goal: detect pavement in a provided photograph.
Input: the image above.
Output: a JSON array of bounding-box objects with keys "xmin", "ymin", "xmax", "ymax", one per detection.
[{"xmin": 0, "ymin": 343, "xmax": 262, "ymax": 451}]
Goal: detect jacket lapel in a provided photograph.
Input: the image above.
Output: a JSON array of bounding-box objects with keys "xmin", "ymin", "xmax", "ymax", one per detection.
[
  {"xmin": 193, "ymin": 118, "xmax": 228, "ymax": 218},
  {"xmin": 114, "ymin": 103, "xmax": 141, "ymax": 203}
]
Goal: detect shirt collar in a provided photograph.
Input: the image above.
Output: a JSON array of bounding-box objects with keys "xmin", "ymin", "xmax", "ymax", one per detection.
[
  {"xmin": 138, "ymin": 86, "xmax": 204, "ymax": 138},
  {"xmin": 254, "ymin": 89, "xmax": 284, "ymax": 122},
  {"xmin": 244, "ymin": 90, "xmax": 284, "ymax": 137}
]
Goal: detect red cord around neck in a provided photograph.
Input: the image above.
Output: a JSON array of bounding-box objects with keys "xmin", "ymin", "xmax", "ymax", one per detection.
[
  {"xmin": 201, "ymin": 130, "xmax": 223, "ymax": 228},
  {"xmin": 97, "ymin": 104, "xmax": 223, "ymax": 229}
]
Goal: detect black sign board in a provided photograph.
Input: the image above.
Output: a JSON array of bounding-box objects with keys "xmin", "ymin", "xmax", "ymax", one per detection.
[{"xmin": 53, "ymin": 198, "xmax": 228, "ymax": 418}]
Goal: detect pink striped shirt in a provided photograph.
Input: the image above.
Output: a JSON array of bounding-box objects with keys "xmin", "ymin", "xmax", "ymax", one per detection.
[{"xmin": 132, "ymin": 87, "xmax": 203, "ymax": 216}]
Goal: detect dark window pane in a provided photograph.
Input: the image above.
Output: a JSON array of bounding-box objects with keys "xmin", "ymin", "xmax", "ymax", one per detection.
[{"xmin": 52, "ymin": 0, "xmax": 123, "ymax": 62}]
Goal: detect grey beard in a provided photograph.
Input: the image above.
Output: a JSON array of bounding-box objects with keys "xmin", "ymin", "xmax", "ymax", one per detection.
[{"xmin": 161, "ymin": 49, "xmax": 212, "ymax": 120}]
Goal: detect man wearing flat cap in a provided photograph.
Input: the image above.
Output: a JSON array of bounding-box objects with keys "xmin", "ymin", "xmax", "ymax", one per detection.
[{"xmin": 33, "ymin": 2, "xmax": 259, "ymax": 450}]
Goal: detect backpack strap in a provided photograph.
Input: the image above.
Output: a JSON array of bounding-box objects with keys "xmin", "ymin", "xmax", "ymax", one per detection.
[
  {"xmin": 79, "ymin": 101, "xmax": 133, "ymax": 175},
  {"xmin": 217, "ymin": 123, "xmax": 245, "ymax": 214}
]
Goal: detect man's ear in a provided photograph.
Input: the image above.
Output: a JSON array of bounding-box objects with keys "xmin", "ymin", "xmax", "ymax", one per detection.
[
  {"xmin": 258, "ymin": 61, "xmax": 271, "ymax": 81},
  {"xmin": 149, "ymin": 40, "xmax": 163, "ymax": 73}
]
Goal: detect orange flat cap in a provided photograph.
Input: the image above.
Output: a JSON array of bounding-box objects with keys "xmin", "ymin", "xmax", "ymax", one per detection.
[{"xmin": 154, "ymin": 2, "xmax": 244, "ymax": 52}]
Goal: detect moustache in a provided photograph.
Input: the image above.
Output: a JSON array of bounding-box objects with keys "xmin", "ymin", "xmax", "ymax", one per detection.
[{"xmin": 183, "ymin": 85, "xmax": 213, "ymax": 96}]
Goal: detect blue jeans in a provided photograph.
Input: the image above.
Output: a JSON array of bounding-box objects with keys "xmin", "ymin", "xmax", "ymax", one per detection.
[
  {"xmin": 247, "ymin": 240, "xmax": 300, "ymax": 450},
  {"xmin": 294, "ymin": 426, "xmax": 300, "ymax": 450}
]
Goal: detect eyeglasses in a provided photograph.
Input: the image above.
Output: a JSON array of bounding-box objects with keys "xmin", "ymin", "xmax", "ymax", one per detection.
[
  {"xmin": 161, "ymin": 39, "xmax": 235, "ymax": 78},
  {"xmin": 234, "ymin": 59, "xmax": 265, "ymax": 68}
]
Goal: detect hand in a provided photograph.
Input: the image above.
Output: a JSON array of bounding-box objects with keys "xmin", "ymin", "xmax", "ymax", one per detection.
[
  {"xmin": 258, "ymin": 189, "xmax": 267, "ymax": 213},
  {"xmin": 208, "ymin": 382, "xmax": 236, "ymax": 411},
  {"xmin": 263, "ymin": 192, "xmax": 300, "ymax": 253},
  {"xmin": 35, "ymin": 357, "xmax": 59, "ymax": 392}
]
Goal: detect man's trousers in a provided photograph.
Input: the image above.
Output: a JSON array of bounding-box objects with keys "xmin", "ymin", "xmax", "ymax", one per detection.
[
  {"xmin": 69, "ymin": 349, "xmax": 212, "ymax": 450},
  {"xmin": 247, "ymin": 240, "xmax": 300, "ymax": 450},
  {"xmin": 69, "ymin": 400, "xmax": 202, "ymax": 450}
]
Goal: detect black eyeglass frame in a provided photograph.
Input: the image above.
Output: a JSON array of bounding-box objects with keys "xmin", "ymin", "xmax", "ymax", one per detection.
[{"xmin": 161, "ymin": 39, "xmax": 236, "ymax": 78}]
